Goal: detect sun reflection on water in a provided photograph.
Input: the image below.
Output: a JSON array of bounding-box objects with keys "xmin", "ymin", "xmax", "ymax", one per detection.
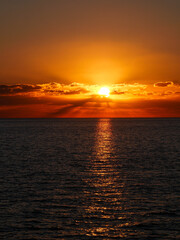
[
  {"xmin": 83, "ymin": 119, "xmax": 128, "ymax": 238},
  {"xmin": 95, "ymin": 118, "xmax": 112, "ymax": 159}
]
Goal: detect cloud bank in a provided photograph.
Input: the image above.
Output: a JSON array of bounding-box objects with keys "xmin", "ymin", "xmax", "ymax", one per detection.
[{"xmin": 0, "ymin": 81, "xmax": 179, "ymax": 118}]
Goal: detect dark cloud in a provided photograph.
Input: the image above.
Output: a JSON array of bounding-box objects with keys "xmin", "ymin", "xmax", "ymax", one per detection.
[
  {"xmin": 112, "ymin": 90, "xmax": 125, "ymax": 95},
  {"xmin": 154, "ymin": 81, "xmax": 173, "ymax": 87},
  {"xmin": 0, "ymin": 84, "xmax": 41, "ymax": 95},
  {"xmin": 0, "ymin": 94, "xmax": 179, "ymax": 118},
  {"xmin": 0, "ymin": 82, "xmax": 179, "ymax": 118},
  {"xmin": 0, "ymin": 83, "xmax": 90, "ymax": 96},
  {"xmin": 44, "ymin": 88, "xmax": 89, "ymax": 95}
]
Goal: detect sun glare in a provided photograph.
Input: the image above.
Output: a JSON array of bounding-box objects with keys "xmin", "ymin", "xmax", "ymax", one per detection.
[{"xmin": 98, "ymin": 87, "xmax": 110, "ymax": 97}]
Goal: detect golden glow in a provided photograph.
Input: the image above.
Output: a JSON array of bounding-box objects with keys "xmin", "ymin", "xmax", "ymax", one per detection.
[{"xmin": 98, "ymin": 87, "xmax": 110, "ymax": 97}]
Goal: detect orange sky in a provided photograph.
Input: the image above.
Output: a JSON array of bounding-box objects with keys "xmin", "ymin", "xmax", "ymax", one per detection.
[{"xmin": 0, "ymin": 0, "xmax": 180, "ymax": 117}]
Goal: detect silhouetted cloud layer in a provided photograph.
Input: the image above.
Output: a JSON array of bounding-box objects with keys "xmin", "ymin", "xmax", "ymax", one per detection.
[
  {"xmin": 0, "ymin": 82, "xmax": 89, "ymax": 96},
  {"xmin": 0, "ymin": 84, "xmax": 41, "ymax": 95},
  {"xmin": 0, "ymin": 81, "xmax": 179, "ymax": 97},
  {"xmin": 0, "ymin": 81, "xmax": 179, "ymax": 117}
]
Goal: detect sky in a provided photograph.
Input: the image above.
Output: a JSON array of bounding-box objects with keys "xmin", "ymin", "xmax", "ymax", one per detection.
[{"xmin": 0, "ymin": 0, "xmax": 180, "ymax": 117}]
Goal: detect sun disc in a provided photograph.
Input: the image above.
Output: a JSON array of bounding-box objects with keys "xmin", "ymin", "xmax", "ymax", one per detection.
[{"xmin": 98, "ymin": 87, "xmax": 110, "ymax": 97}]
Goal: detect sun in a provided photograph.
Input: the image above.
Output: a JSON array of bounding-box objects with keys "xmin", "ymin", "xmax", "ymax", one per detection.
[{"xmin": 98, "ymin": 87, "xmax": 110, "ymax": 97}]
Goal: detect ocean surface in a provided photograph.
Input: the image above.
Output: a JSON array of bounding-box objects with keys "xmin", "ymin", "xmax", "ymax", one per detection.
[{"xmin": 0, "ymin": 118, "xmax": 179, "ymax": 239}]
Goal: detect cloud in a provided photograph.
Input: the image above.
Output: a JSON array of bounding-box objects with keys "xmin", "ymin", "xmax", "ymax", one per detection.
[
  {"xmin": 43, "ymin": 87, "xmax": 89, "ymax": 95},
  {"xmin": 40, "ymin": 82, "xmax": 91, "ymax": 95},
  {"xmin": 0, "ymin": 84, "xmax": 41, "ymax": 95},
  {"xmin": 112, "ymin": 90, "xmax": 125, "ymax": 95},
  {"xmin": 0, "ymin": 82, "xmax": 90, "ymax": 96},
  {"xmin": 111, "ymin": 83, "xmax": 147, "ymax": 95},
  {"xmin": 0, "ymin": 81, "xmax": 179, "ymax": 118},
  {"xmin": 154, "ymin": 81, "xmax": 174, "ymax": 87}
]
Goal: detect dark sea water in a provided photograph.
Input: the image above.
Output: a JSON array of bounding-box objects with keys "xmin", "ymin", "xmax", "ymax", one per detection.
[{"xmin": 0, "ymin": 118, "xmax": 179, "ymax": 239}]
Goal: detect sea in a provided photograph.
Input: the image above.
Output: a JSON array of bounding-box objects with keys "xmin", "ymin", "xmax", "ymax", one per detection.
[{"xmin": 0, "ymin": 118, "xmax": 179, "ymax": 239}]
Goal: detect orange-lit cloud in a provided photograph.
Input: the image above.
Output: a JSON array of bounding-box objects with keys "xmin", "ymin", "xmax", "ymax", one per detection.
[{"xmin": 0, "ymin": 81, "xmax": 179, "ymax": 118}]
